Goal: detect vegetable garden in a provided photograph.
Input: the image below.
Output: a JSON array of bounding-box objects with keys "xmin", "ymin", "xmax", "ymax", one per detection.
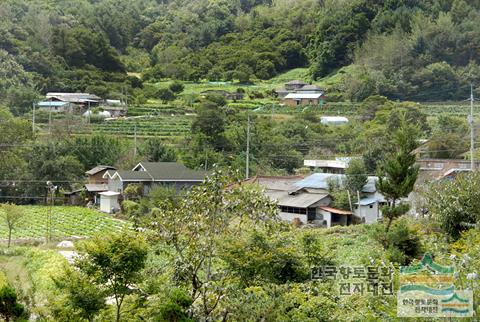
[
  {"xmin": 0, "ymin": 206, "xmax": 129, "ymax": 240},
  {"xmin": 79, "ymin": 115, "xmax": 194, "ymax": 138}
]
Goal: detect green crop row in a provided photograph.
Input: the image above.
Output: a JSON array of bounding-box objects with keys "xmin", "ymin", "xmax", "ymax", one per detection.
[{"xmin": 0, "ymin": 206, "xmax": 130, "ymax": 240}]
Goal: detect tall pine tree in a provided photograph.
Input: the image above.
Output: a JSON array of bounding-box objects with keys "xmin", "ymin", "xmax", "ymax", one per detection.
[{"xmin": 377, "ymin": 120, "xmax": 419, "ymax": 233}]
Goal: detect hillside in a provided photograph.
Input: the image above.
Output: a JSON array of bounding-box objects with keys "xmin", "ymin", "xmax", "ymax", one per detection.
[{"xmin": 3, "ymin": 0, "xmax": 480, "ymax": 115}]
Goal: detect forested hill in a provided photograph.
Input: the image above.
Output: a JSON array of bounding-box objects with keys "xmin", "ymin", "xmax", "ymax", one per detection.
[{"xmin": 2, "ymin": 0, "xmax": 480, "ymax": 108}]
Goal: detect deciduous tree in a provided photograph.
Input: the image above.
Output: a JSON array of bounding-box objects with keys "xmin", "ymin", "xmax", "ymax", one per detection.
[{"xmin": 75, "ymin": 232, "xmax": 148, "ymax": 322}]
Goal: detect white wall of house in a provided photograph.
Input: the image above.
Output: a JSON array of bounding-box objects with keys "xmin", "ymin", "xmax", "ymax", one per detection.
[
  {"xmin": 317, "ymin": 210, "xmax": 332, "ymax": 227},
  {"xmin": 279, "ymin": 212, "xmax": 308, "ymax": 224},
  {"xmin": 354, "ymin": 203, "xmax": 379, "ymax": 224}
]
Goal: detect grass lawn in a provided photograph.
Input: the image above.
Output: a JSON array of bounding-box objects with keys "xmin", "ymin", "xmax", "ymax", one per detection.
[{"xmin": 0, "ymin": 206, "xmax": 130, "ymax": 241}]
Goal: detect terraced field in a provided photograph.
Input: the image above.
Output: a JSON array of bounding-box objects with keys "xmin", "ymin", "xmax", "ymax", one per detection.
[
  {"xmin": 0, "ymin": 206, "xmax": 130, "ymax": 240},
  {"xmin": 77, "ymin": 115, "xmax": 194, "ymax": 138}
]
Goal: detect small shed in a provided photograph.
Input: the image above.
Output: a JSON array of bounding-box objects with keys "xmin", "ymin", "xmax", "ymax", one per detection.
[
  {"xmin": 320, "ymin": 116, "xmax": 349, "ymax": 125},
  {"xmin": 99, "ymin": 191, "xmax": 120, "ymax": 213},
  {"xmin": 283, "ymin": 93, "xmax": 325, "ymax": 106},
  {"xmin": 318, "ymin": 206, "xmax": 352, "ymax": 227}
]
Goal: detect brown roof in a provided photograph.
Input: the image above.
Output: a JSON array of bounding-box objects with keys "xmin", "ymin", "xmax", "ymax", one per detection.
[
  {"xmin": 86, "ymin": 165, "xmax": 117, "ymax": 176},
  {"xmin": 319, "ymin": 206, "xmax": 352, "ymax": 215}
]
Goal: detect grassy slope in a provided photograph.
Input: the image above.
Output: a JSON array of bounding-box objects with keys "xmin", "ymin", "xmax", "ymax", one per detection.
[{"xmin": 0, "ymin": 206, "xmax": 129, "ymax": 240}]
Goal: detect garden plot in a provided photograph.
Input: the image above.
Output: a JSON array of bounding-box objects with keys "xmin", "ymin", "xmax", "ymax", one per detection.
[{"xmin": 0, "ymin": 206, "xmax": 130, "ymax": 240}]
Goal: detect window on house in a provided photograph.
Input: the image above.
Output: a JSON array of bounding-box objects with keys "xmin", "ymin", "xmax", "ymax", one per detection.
[
  {"xmin": 280, "ymin": 206, "xmax": 306, "ymax": 214},
  {"xmin": 369, "ymin": 205, "xmax": 373, "ymax": 208}
]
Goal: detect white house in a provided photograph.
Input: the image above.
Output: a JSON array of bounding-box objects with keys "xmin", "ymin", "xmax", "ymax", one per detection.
[{"xmin": 294, "ymin": 173, "xmax": 385, "ymax": 225}]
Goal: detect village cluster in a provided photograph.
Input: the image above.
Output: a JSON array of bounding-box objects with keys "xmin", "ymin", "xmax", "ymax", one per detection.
[{"xmin": 68, "ymin": 156, "xmax": 473, "ymax": 227}]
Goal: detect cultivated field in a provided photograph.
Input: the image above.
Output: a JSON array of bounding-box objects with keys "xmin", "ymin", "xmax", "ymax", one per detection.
[{"xmin": 0, "ymin": 206, "xmax": 129, "ymax": 240}]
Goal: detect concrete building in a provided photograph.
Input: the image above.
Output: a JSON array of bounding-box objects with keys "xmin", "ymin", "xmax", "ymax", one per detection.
[
  {"xmin": 283, "ymin": 93, "xmax": 325, "ymax": 106},
  {"xmin": 99, "ymin": 191, "xmax": 121, "ymax": 213}
]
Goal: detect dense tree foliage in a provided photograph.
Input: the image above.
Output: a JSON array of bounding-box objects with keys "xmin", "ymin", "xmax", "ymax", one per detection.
[{"xmin": 3, "ymin": 0, "xmax": 480, "ymax": 103}]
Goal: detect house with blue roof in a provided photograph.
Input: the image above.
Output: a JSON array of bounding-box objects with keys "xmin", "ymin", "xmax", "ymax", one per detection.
[
  {"xmin": 294, "ymin": 173, "xmax": 386, "ymax": 224},
  {"xmin": 37, "ymin": 101, "xmax": 75, "ymax": 113}
]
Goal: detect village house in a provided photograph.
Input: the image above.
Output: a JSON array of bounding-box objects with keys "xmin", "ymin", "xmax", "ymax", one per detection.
[
  {"xmin": 36, "ymin": 101, "xmax": 75, "ymax": 113},
  {"xmin": 294, "ymin": 173, "xmax": 385, "ymax": 225},
  {"xmin": 85, "ymin": 165, "xmax": 117, "ymax": 204},
  {"xmin": 104, "ymin": 162, "xmax": 208, "ymax": 195},
  {"xmin": 45, "ymin": 92, "xmax": 102, "ymax": 107},
  {"xmin": 304, "ymin": 158, "xmax": 351, "ymax": 174},
  {"xmin": 416, "ymin": 158, "xmax": 480, "ymax": 183},
  {"xmin": 283, "ymin": 93, "xmax": 325, "ymax": 106},
  {"xmin": 245, "ymin": 173, "xmax": 386, "ymax": 227},
  {"xmin": 275, "ymin": 79, "xmax": 326, "ymax": 106}
]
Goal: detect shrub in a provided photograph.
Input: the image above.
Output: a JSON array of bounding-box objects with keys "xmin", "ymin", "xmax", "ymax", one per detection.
[
  {"xmin": 372, "ymin": 218, "xmax": 424, "ymax": 265},
  {"xmin": 169, "ymin": 81, "xmax": 184, "ymax": 94}
]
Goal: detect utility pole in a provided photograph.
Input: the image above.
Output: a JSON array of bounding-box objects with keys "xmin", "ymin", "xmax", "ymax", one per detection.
[
  {"xmin": 87, "ymin": 101, "xmax": 91, "ymax": 124},
  {"xmin": 32, "ymin": 102, "xmax": 36, "ymax": 135},
  {"xmin": 48, "ymin": 102, "xmax": 52, "ymax": 135},
  {"xmin": 133, "ymin": 123, "xmax": 137, "ymax": 158},
  {"xmin": 46, "ymin": 181, "xmax": 57, "ymax": 244},
  {"xmin": 246, "ymin": 114, "xmax": 251, "ymax": 179},
  {"xmin": 470, "ymin": 83, "xmax": 475, "ymax": 171},
  {"xmin": 124, "ymin": 85, "xmax": 128, "ymax": 107},
  {"xmin": 204, "ymin": 150, "xmax": 208, "ymax": 171}
]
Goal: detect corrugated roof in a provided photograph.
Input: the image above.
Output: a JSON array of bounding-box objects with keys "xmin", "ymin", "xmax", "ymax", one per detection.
[
  {"xmin": 319, "ymin": 206, "xmax": 352, "ymax": 215},
  {"xmin": 250, "ymin": 175, "xmax": 304, "ymax": 191},
  {"xmin": 134, "ymin": 162, "xmax": 207, "ymax": 181},
  {"xmin": 355, "ymin": 197, "xmax": 377, "ymax": 206},
  {"xmin": 86, "ymin": 165, "xmax": 116, "ymax": 176},
  {"xmin": 37, "ymin": 101, "xmax": 69, "ymax": 107},
  {"xmin": 46, "ymin": 92, "xmax": 101, "ymax": 99},
  {"xmin": 266, "ymin": 190, "xmax": 328, "ymax": 208},
  {"xmin": 85, "ymin": 184, "xmax": 108, "ymax": 192},
  {"xmin": 284, "ymin": 93, "xmax": 323, "ymax": 99},
  {"xmin": 295, "ymin": 173, "xmax": 378, "ymax": 193}
]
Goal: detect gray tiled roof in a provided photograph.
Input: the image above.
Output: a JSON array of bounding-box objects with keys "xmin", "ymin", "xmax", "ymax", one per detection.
[
  {"xmin": 138, "ymin": 162, "xmax": 207, "ymax": 181},
  {"xmin": 116, "ymin": 170, "xmax": 153, "ymax": 181}
]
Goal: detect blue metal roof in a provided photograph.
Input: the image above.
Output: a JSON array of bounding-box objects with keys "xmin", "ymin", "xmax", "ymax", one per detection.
[
  {"xmin": 295, "ymin": 173, "xmax": 378, "ymax": 193},
  {"xmin": 355, "ymin": 197, "xmax": 378, "ymax": 206},
  {"xmin": 37, "ymin": 101, "xmax": 69, "ymax": 107}
]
